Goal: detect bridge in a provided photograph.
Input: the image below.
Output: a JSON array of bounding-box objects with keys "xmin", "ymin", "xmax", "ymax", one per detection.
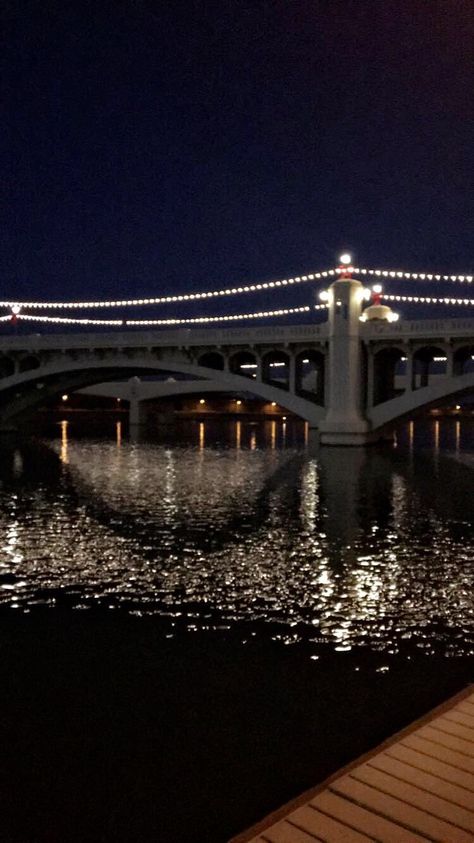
[{"xmin": 0, "ymin": 263, "xmax": 473, "ymax": 444}]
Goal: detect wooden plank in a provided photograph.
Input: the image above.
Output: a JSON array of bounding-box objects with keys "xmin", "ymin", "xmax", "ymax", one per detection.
[
  {"xmin": 401, "ymin": 732, "xmax": 474, "ymax": 774},
  {"xmin": 230, "ymin": 687, "xmax": 474, "ymax": 843},
  {"xmin": 386, "ymin": 742, "xmax": 474, "ymax": 792},
  {"xmin": 370, "ymin": 750, "xmax": 474, "ymax": 808},
  {"xmin": 457, "ymin": 701, "xmax": 474, "ymax": 718},
  {"xmin": 330, "ymin": 774, "xmax": 474, "ymax": 843},
  {"xmin": 444, "ymin": 709, "xmax": 474, "ymax": 729},
  {"xmin": 288, "ymin": 804, "xmax": 376, "ymax": 842},
  {"xmin": 436, "ymin": 717, "xmax": 474, "ymax": 743},
  {"xmin": 418, "ymin": 723, "xmax": 474, "ymax": 756},
  {"xmin": 310, "ymin": 790, "xmax": 426, "ymax": 843},
  {"xmin": 260, "ymin": 820, "xmax": 323, "ymax": 842},
  {"xmin": 351, "ymin": 760, "xmax": 474, "ymax": 832}
]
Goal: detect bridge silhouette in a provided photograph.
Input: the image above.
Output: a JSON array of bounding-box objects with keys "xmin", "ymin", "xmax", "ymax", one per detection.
[{"xmin": 1, "ymin": 265, "xmax": 473, "ymax": 444}]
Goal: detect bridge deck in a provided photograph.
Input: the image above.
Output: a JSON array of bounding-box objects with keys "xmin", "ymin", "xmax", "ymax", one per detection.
[{"xmin": 232, "ymin": 686, "xmax": 474, "ymax": 843}]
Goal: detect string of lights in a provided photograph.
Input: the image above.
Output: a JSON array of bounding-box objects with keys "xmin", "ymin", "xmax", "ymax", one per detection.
[
  {"xmin": 10, "ymin": 303, "xmax": 328, "ymax": 327},
  {"xmin": 0, "ymin": 269, "xmax": 337, "ymax": 310},
  {"xmin": 381, "ymin": 294, "xmax": 474, "ymax": 306},
  {"xmin": 1, "ymin": 260, "xmax": 472, "ymax": 318},
  {"xmin": 12, "ymin": 314, "xmax": 125, "ymax": 326},
  {"xmin": 354, "ymin": 268, "xmax": 473, "ymax": 284}
]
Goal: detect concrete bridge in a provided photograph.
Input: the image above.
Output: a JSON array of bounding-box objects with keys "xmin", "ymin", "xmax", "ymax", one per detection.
[{"xmin": 0, "ymin": 278, "xmax": 472, "ymax": 444}]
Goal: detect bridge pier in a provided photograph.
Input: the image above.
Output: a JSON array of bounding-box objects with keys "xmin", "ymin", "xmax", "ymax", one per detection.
[
  {"xmin": 128, "ymin": 376, "xmax": 147, "ymax": 427},
  {"xmin": 318, "ymin": 276, "xmax": 373, "ymax": 445}
]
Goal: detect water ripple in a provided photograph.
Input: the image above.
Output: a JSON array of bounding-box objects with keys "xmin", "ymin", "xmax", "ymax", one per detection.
[{"xmin": 0, "ymin": 419, "xmax": 472, "ymax": 658}]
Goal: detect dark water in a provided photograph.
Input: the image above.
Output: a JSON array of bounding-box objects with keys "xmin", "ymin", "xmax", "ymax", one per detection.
[{"xmin": 0, "ymin": 416, "xmax": 473, "ymax": 842}]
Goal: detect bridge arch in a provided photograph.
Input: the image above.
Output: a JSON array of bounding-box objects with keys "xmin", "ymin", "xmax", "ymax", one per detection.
[
  {"xmin": 454, "ymin": 344, "xmax": 474, "ymax": 375},
  {"xmin": 0, "ymin": 356, "xmax": 15, "ymax": 379},
  {"xmin": 412, "ymin": 344, "xmax": 447, "ymax": 388},
  {"xmin": 295, "ymin": 349, "xmax": 325, "ymax": 404},
  {"xmin": 18, "ymin": 354, "xmax": 41, "ymax": 373},
  {"xmin": 0, "ymin": 353, "xmax": 325, "ymax": 428},
  {"xmin": 197, "ymin": 351, "xmax": 224, "ymax": 371},
  {"xmin": 229, "ymin": 350, "xmax": 259, "ymax": 379},
  {"xmin": 369, "ymin": 371, "xmax": 474, "ymax": 431},
  {"xmin": 262, "ymin": 349, "xmax": 290, "ymax": 389},
  {"xmin": 373, "ymin": 346, "xmax": 405, "ymax": 405}
]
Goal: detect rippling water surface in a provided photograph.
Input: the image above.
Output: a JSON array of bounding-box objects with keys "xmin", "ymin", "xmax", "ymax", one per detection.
[
  {"xmin": 1, "ymin": 417, "xmax": 473, "ymax": 658},
  {"xmin": 0, "ymin": 416, "xmax": 473, "ymax": 843}
]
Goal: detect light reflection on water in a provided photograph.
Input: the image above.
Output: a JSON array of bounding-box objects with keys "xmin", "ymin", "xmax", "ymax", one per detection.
[{"xmin": 0, "ymin": 417, "xmax": 472, "ymax": 658}]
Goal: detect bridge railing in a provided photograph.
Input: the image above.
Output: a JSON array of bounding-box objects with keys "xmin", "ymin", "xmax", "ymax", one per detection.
[
  {"xmin": 363, "ymin": 317, "xmax": 474, "ymax": 338},
  {"xmin": 0, "ymin": 322, "xmax": 329, "ymax": 351}
]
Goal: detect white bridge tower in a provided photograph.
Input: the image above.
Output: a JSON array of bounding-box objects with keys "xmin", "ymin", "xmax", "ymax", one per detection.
[{"xmin": 318, "ymin": 260, "xmax": 371, "ymax": 445}]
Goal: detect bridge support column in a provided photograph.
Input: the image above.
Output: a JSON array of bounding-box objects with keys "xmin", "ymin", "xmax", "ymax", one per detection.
[
  {"xmin": 446, "ymin": 346, "xmax": 454, "ymax": 379},
  {"xmin": 420, "ymin": 359, "xmax": 429, "ymax": 388},
  {"xmin": 129, "ymin": 398, "xmax": 147, "ymax": 426},
  {"xmin": 128, "ymin": 376, "xmax": 147, "ymax": 427},
  {"xmin": 318, "ymin": 277, "xmax": 372, "ymax": 445},
  {"xmin": 405, "ymin": 347, "xmax": 414, "ymax": 391},
  {"xmin": 289, "ymin": 354, "xmax": 296, "ymax": 394},
  {"xmin": 366, "ymin": 346, "xmax": 374, "ymax": 409}
]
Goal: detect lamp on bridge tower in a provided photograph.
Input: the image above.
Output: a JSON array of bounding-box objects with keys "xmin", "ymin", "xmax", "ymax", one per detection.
[
  {"xmin": 360, "ymin": 284, "xmax": 398, "ymax": 323},
  {"xmin": 318, "ymin": 253, "xmax": 371, "ymax": 445}
]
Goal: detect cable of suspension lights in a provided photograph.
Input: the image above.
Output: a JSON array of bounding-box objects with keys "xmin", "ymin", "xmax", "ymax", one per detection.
[
  {"xmin": 0, "ymin": 269, "xmax": 339, "ymax": 310},
  {"xmin": 9, "ymin": 304, "xmax": 331, "ymax": 327},
  {"xmin": 354, "ymin": 268, "xmax": 473, "ymax": 283},
  {"xmin": 2, "ymin": 264, "xmax": 472, "ymax": 313},
  {"xmin": 381, "ymin": 294, "xmax": 474, "ymax": 306},
  {"xmin": 2, "ymin": 295, "xmax": 473, "ymax": 327}
]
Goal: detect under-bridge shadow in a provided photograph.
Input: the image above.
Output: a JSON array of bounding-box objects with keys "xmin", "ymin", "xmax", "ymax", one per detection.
[{"xmin": 38, "ymin": 439, "xmax": 311, "ymax": 562}]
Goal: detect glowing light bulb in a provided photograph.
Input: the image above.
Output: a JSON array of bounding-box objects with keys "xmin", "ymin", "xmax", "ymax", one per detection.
[
  {"xmin": 199, "ymin": 399, "xmax": 205, "ymax": 404},
  {"xmin": 319, "ymin": 290, "xmax": 329, "ymax": 301},
  {"xmin": 372, "ymin": 284, "xmax": 383, "ymax": 294},
  {"xmin": 11, "ymin": 305, "xmax": 21, "ymax": 315},
  {"xmin": 62, "ymin": 394, "xmax": 68, "ymax": 402},
  {"xmin": 339, "ymin": 253, "xmax": 352, "ymax": 265}
]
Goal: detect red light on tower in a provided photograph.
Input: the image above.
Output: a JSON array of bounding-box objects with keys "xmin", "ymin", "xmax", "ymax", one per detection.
[{"xmin": 371, "ymin": 284, "xmax": 383, "ymax": 305}]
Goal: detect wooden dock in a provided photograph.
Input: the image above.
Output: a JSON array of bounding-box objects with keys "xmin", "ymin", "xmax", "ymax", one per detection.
[{"xmin": 232, "ymin": 685, "xmax": 474, "ymax": 843}]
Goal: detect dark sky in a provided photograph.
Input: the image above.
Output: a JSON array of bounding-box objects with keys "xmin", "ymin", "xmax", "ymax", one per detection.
[{"xmin": 2, "ymin": 0, "xmax": 473, "ymax": 315}]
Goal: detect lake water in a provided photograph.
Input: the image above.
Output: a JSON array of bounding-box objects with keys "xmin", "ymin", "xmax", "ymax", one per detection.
[{"xmin": 0, "ymin": 416, "xmax": 473, "ymax": 842}]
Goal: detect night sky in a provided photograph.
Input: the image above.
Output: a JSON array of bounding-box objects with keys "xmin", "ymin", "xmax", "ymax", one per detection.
[{"xmin": 2, "ymin": 0, "xmax": 473, "ymax": 318}]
